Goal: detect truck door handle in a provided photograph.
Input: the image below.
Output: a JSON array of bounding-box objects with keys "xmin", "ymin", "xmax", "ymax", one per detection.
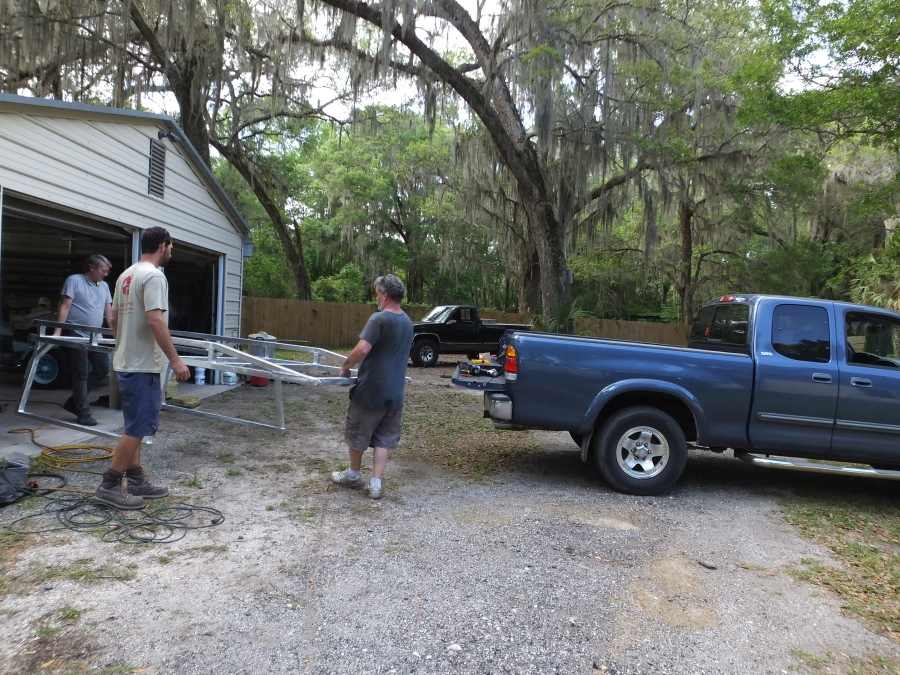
[
  {"xmin": 812, "ymin": 373, "xmax": 832, "ymax": 383},
  {"xmin": 850, "ymin": 377, "xmax": 872, "ymax": 388}
]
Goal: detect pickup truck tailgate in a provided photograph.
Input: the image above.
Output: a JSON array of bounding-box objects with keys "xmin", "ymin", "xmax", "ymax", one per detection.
[
  {"xmin": 452, "ymin": 363, "xmax": 516, "ymax": 425},
  {"xmin": 451, "ymin": 363, "xmax": 507, "ymax": 391}
]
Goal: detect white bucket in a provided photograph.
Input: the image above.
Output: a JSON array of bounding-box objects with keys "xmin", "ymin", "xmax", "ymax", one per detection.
[
  {"xmin": 194, "ymin": 368, "xmax": 206, "ymax": 385},
  {"xmin": 222, "ymin": 372, "xmax": 238, "ymax": 385}
]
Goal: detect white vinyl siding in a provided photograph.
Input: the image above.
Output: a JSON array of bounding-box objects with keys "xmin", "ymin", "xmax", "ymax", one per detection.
[{"xmin": 0, "ymin": 110, "xmax": 243, "ymax": 337}]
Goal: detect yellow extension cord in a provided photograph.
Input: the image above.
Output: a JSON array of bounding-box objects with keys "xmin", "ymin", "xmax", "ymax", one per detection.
[{"xmin": 8, "ymin": 427, "xmax": 113, "ymax": 472}]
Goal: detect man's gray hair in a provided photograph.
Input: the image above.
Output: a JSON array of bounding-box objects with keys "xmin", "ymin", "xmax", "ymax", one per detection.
[
  {"xmin": 84, "ymin": 254, "xmax": 111, "ymax": 271},
  {"xmin": 374, "ymin": 274, "xmax": 405, "ymax": 302}
]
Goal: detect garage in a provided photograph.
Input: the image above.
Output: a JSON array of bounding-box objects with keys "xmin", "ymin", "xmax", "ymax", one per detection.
[{"xmin": 0, "ymin": 94, "xmax": 249, "ymax": 391}]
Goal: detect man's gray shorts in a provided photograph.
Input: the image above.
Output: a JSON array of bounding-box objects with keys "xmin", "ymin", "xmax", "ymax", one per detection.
[{"xmin": 345, "ymin": 400, "xmax": 403, "ymax": 450}]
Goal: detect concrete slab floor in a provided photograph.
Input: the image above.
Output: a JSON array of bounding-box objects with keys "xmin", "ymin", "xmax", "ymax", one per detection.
[{"xmin": 0, "ymin": 377, "xmax": 239, "ymax": 461}]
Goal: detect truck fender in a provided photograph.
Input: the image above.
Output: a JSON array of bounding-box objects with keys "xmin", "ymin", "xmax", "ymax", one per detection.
[
  {"xmin": 577, "ymin": 379, "xmax": 706, "ymax": 457},
  {"xmin": 411, "ymin": 333, "xmax": 441, "ymax": 347}
]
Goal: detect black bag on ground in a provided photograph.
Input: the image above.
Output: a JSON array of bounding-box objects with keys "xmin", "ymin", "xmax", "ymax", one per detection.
[{"xmin": 0, "ymin": 453, "xmax": 31, "ymax": 506}]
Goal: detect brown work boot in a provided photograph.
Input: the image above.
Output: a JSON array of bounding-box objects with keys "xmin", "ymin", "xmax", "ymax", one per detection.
[
  {"xmin": 125, "ymin": 466, "xmax": 169, "ymax": 499},
  {"xmin": 95, "ymin": 469, "xmax": 144, "ymax": 510}
]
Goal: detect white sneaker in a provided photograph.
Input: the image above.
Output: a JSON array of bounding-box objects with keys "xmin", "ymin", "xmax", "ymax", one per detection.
[
  {"xmin": 331, "ymin": 469, "xmax": 363, "ymax": 488},
  {"xmin": 367, "ymin": 479, "xmax": 383, "ymax": 500}
]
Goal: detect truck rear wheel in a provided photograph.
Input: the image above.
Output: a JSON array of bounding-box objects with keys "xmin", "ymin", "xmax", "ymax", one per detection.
[
  {"xmin": 592, "ymin": 406, "xmax": 687, "ymax": 495},
  {"xmin": 412, "ymin": 339, "xmax": 439, "ymax": 367}
]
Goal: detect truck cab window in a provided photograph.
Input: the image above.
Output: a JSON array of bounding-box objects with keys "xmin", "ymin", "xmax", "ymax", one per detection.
[
  {"xmin": 711, "ymin": 304, "xmax": 749, "ymax": 345},
  {"xmin": 460, "ymin": 308, "xmax": 472, "ymax": 322},
  {"xmin": 689, "ymin": 303, "xmax": 749, "ymax": 352},
  {"xmin": 772, "ymin": 305, "xmax": 830, "ymax": 363},
  {"xmin": 690, "ymin": 306, "xmax": 716, "ymax": 342},
  {"xmin": 846, "ymin": 312, "xmax": 900, "ymax": 368}
]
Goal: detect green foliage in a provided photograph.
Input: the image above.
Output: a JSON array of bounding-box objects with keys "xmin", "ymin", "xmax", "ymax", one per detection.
[
  {"xmin": 133, "ymin": 3, "xmax": 900, "ymax": 319},
  {"xmin": 243, "ymin": 226, "xmax": 296, "ymax": 298},
  {"xmin": 848, "ymin": 235, "xmax": 900, "ymax": 310},
  {"xmin": 570, "ymin": 248, "xmax": 668, "ymax": 320},
  {"xmin": 739, "ymin": 239, "xmax": 851, "ymax": 298},
  {"xmin": 760, "ymin": 0, "xmax": 900, "ymax": 143},
  {"xmin": 312, "ymin": 263, "xmax": 367, "ymax": 303}
]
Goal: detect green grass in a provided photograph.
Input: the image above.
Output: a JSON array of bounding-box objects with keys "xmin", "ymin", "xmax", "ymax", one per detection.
[
  {"xmin": 290, "ymin": 372, "xmax": 541, "ymax": 479},
  {"xmin": 399, "ymin": 384, "xmax": 540, "ymax": 478},
  {"xmin": 36, "ymin": 558, "xmax": 137, "ymax": 585},
  {"xmin": 156, "ymin": 544, "xmax": 227, "ymax": 567},
  {"xmin": 0, "ymin": 529, "xmax": 27, "ymax": 554},
  {"xmin": 225, "ymin": 467, "xmax": 242, "ymax": 477},
  {"xmin": 783, "ymin": 493, "xmax": 900, "ymax": 641},
  {"xmin": 789, "ymin": 648, "xmax": 899, "ymax": 673},
  {"xmin": 278, "ymin": 501, "xmax": 321, "ymax": 523},
  {"xmin": 1, "ymin": 558, "xmax": 138, "ymax": 598},
  {"xmin": 57, "ymin": 606, "xmax": 83, "ymax": 623},
  {"xmin": 182, "ymin": 472, "xmax": 204, "ymax": 489},
  {"xmin": 35, "ymin": 624, "xmax": 62, "ymax": 639}
]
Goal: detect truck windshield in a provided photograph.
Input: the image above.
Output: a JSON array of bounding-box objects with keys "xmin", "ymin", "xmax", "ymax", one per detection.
[{"xmin": 422, "ymin": 306, "xmax": 452, "ymax": 323}]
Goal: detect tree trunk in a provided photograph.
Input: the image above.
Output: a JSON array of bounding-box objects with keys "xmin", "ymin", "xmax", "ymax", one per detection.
[
  {"xmin": 174, "ymin": 81, "xmax": 211, "ymax": 166},
  {"xmin": 212, "ymin": 140, "xmax": 312, "ymax": 299},
  {"xmin": 524, "ymin": 194, "xmax": 569, "ymax": 324},
  {"xmin": 678, "ymin": 200, "xmax": 694, "ymax": 322},
  {"xmin": 406, "ymin": 247, "xmax": 424, "ymax": 303},
  {"xmin": 128, "ymin": 1, "xmax": 212, "ymax": 165},
  {"xmin": 519, "ymin": 246, "xmax": 541, "ymax": 314}
]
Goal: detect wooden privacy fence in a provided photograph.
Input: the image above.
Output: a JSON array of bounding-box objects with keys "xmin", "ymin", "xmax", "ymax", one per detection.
[
  {"xmin": 240, "ymin": 297, "xmax": 529, "ymax": 347},
  {"xmin": 574, "ymin": 317, "xmax": 688, "ymax": 346},
  {"xmin": 241, "ymin": 296, "xmax": 688, "ymax": 349}
]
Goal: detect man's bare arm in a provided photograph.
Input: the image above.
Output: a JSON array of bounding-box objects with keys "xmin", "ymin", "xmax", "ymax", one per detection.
[
  {"xmin": 104, "ymin": 303, "xmax": 113, "ymax": 329},
  {"xmin": 341, "ymin": 339, "xmax": 372, "ymax": 377},
  {"xmin": 52, "ymin": 297, "xmax": 73, "ymax": 336},
  {"xmin": 109, "ymin": 306, "xmax": 118, "ymax": 337},
  {"xmin": 146, "ymin": 309, "xmax": 190, "ymax": 381}
]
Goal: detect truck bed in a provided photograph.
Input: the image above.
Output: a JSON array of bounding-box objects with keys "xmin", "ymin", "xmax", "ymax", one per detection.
[{"xmin": 496, "ymin": 332, "xmax": 754, "ymax": 449}]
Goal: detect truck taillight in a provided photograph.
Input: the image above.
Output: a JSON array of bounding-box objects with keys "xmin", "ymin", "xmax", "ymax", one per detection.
[{"xmin": 504, "ymin": 344, "xmax": 518, "ymax": 380}]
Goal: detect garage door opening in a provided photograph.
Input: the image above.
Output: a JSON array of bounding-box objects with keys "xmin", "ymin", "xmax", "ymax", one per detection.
[
  {"xmin": 165, "ymin": 241, "xmax": 220, "ymax": 335},
  {"xmin": 0, "ymin": 195, "xmax": 131, "ymax": 382}
]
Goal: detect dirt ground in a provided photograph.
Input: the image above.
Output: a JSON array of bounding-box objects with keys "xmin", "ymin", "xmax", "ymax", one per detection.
[{"xmin": 1, "ymin": 360, "xmax": 898, "ymax": 674}]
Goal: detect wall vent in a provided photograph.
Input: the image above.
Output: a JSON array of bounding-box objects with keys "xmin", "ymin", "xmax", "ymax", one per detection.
[{"xmin": 148, "ymin": 139, "xmax": 166, "ymax": 198}]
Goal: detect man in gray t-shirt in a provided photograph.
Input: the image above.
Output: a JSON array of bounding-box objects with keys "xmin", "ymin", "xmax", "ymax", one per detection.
[
  {"xmin": 54, "ymin": 254, "xmax": 113, "ymax": 426},
  {"xmin": 331, "ymin": 274, "xmax": 414, "ymax": 499}
]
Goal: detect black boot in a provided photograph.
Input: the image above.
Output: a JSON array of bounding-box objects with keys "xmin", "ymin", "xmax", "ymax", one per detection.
[
  {"xmin": 95, "ymin": 469, "xmax": 144, "ymax": 510},
  {"xmin": 125, "ymin": 466, "xmax": 169, "ymax": 499}
]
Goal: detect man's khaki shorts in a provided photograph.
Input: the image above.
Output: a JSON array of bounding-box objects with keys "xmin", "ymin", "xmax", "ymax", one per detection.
[{"xmin": 345, "ymin": 400, "xmax": 403, "ymax": 450}]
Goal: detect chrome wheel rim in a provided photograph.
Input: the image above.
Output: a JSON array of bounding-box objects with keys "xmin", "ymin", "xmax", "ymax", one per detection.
[
  {"xmin": 615, "ymin": 426, "xmax": 670, "ymax": 479},
  {"xmin": 420, "ymin": 345, "xmax": 435, "ymax": 362}
]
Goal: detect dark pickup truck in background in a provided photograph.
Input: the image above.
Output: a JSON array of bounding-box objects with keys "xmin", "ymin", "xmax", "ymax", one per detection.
[
  {"xmin": 411, "ymin": 305, "xmax": 531, "ymax": 366},
  {"xmin": 454, "ymin": 294, "xmax": 900, "ymax": 495}
]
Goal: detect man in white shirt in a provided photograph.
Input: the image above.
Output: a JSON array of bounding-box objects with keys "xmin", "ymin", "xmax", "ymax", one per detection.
[{"xmin": 95, "ymin": 227, "xmax": 190, "ymax": 510}]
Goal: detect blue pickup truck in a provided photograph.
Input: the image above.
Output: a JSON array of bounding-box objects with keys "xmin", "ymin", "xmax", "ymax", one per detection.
[{"xmin": 453, "ymin": 294, "xmax": 900, "ymax": 495}]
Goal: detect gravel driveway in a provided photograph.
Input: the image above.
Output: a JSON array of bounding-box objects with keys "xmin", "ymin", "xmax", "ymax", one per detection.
[{"xmin": 1, "ymin": 362, "xmax": 898, "ymax": 674}]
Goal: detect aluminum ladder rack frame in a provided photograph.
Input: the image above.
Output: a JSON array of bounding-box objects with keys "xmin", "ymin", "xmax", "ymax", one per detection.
[{"xmin": 18, "ymin": 320, "xmax": 357, "ymax": 438}]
